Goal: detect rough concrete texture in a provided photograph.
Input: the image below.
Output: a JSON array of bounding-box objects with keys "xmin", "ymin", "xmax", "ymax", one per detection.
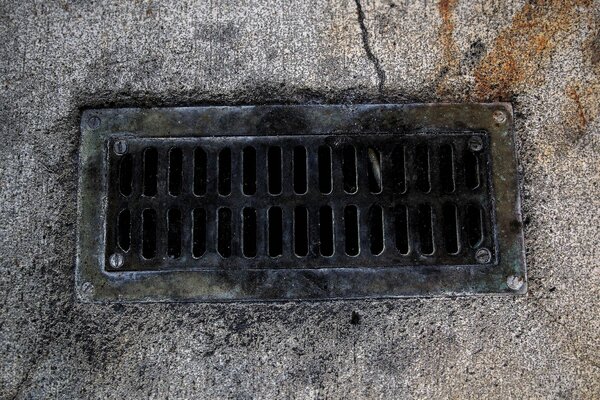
[{"xmin": 0, "ymin": 0, "xmax": 599, "ymax": 398}]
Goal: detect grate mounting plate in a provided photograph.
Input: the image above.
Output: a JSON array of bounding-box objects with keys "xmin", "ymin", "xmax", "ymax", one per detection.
[{"xmin": 77, "ymin": 104, "xmax": 526, "ymax": 302}]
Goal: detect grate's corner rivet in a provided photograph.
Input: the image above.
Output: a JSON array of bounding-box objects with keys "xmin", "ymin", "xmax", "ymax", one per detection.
[
  {"xmin": 109, "ymin": 253, "xmax": 125, "ymax": 269},
  {"xmin": 492, "ymin": 110, "xmax": 507, "ymax": 124},
  {"xmin": 507, "ymin": 275, "xmax": 525, "ymax": 291},
  {"xmin": 81, "ymin": 282, "xmax": 95, "ymax": 298},
  {"xmin": 88, "ymin": 116, "xmax": 101, "ymax": 129},
  {"xmin": 475, "ymin": 247, "xmax": 491, "ymax": 264},
  {"xmin": 468, "ymin": 136, "xmax": 483, "ymax": 152},
  {"xmin": 113, "ymin": 140, "xmax": 128, "ymax": 155}
]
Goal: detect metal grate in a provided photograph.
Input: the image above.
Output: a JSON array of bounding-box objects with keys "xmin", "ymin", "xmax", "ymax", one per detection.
[
  {"xmin": 105, "ymin": 134, "xmax": 496, "ymax": 271},
  {"xmin": 77, "ymin": 104, "xmax": 526, "ymax": 301}
]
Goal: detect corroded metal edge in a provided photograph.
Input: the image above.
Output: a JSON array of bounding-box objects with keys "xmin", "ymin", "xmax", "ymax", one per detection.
[{"xmin": 76, "ymin": 103, "xmax": 526, "ymax": 302}]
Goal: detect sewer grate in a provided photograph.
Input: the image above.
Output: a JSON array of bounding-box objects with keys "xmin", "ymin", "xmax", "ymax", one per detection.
[{"xmin": 77, "ymin": 104, "xmax": 526, "ymax": 301}]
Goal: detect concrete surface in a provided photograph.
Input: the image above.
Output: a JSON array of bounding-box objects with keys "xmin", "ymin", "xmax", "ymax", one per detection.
[{"xmin": 0, "ymin": 0, "xmax": 598, "ymax": 398}]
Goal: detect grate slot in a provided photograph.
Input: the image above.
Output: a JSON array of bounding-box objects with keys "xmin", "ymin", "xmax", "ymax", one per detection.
[
  {"xmin": 390, "ymin": 145, "xmax": 406, "ymax": 194},
  {"xmin": 168, "ymin": 148, "xmax": 183, "ymax": 196},
  {"xmin": 242, "ymin": 207, "xmax": 257, "ymax": 258},
  {"xmin": 294, "ymin": 206, "xmax": 309, "ymax": 257},
  {"xmin": 368, "ymin": 205, "xmax": 384, "ymax": 255},
  {"xmin": 344, "ymin": 205, "xmax": 360, "ymax": 256},
  {"xmin": 442, "ymin": 202, "xmax": 460, "ymax": 254},
  {"xmin": 142, "ymin": 209, "xmax": 157, "ymax": 259},
  {"xmin": 218, "ymin": 148, "xmax": 232, "ymax": 196},
  {"xmin": 439, "ymin": 144, "xmax": 455, "ymax": 193},
  {"xmin": 366, "ymin": 147, "xmax": 382, "ymax": 194},
  {"xmin": 393, "ymin": 205, "xmax": 410, "ymax": 255},
  {"xmin": 117, "ymin": 209, "xmax": 131, "ymax": 252},
  {"xmin": 143, "ymin": 148, "xmax": 158, "ymax": 196},
  {"xmin": 242, "ymin": 147, "xmax": 257, "ymax": 196},
  {"xmin": 465, "ymin": 203, "xmax": 483, "ymax": 248},
  {"xmin": 192, "ymin": 208, "xmax": 207, "ymax": 258},
  {"xmin": 342, "ymin": 145, "xmax": 358, "ymax": 194},
  {"xmin": 267, "ymin": 146, "xmax": 282, "ymax": 195},
  {"xmin": 464, "ymin": 149, "xmax": 480, "ymax": 190},
  {"xmin": 318, "ymin": 205, "xmax": 334, "ymax": 257},
  {"xmin": 217, "ymin": 207, "xmax": 232, "ymax": 258},
  {"xmin": 318, "ymin": 145, "xmax": 332, "ymax": 194},
  {"xmin": 119, "ymin": 154, "xmax": 133, "ymax": 196},
  {"xmin": 293, "ymin": 146, "xmax": 308, "ymax": 195},
  {"xmin": 193, "ymin": 147, "xmax": 207, "ymax": 196},
  {"xmin": 281, "ymin": 147, "xmax": 294, "ymax": 196},
  {"xmin": 416, "ymin": 204, "xmax": 434, "ymax": 256},
  {"xmin": 167, "ymin": 208, "xmax": 182, "ymax": 258},
  {"xmin": 414, "ymin": 143, "xmax": 431, "ymax": 193},
  {"xmin": 268, "ymin": 207, "xmax": 283, "ymax": 257}
]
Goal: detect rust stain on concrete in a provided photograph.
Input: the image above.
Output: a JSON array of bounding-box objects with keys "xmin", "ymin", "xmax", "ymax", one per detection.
[
  {"xmin": 566, "ymin": 85, "xmax": 588, "ymax": 133},
  {"xmin": 565, "ymin": 81, "xmax": 599, "ymax": 140},
  {"xmin": 473, "ymin": 0, "xmax": 592, "ymax": 101},
  {"xmin": 564, "ymin": 23, "xmax": 600, "ymax": 141},
  {"xmin": 584, "ymin": 29, "xmax": 600, "ymax": 68},
  {"xmin": 438, "ymin": 0, "xmax": 459, "ymax": 69},
  {"xmin": 436, "ymin": 0, "xmax": 459, "ymax": 96}
]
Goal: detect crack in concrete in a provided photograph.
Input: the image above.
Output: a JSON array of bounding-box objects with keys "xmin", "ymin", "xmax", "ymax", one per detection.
[{"xmin": 354, "ymin": 0, "xmax": 386, "ymax": 95}]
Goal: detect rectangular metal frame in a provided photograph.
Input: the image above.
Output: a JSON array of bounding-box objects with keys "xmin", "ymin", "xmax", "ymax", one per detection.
[{"xmin": 77, "ymin": 104, "xmax": 526, "ymax": 302}]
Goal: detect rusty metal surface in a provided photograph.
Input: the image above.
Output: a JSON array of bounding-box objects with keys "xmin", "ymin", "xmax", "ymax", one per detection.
[{"xmin": 76, "ymin": 103, "xmax": 525, "ymax": 302}]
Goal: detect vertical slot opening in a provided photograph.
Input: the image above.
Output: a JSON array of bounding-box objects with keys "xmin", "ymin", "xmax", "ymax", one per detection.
[
  {"xmin": 192, "ymin": 208, "xmax": 206, "ymax": 258},
  {"xmin": 142, "ymin": 147, "xmax": 158, "ymax": 196},
  {"xmin": 368, "ymin": 205, "xmax": 384, "ymax": 255},
  {"xmin": 117, "ymin": 209, "xmax": 131, "ymax": 252},
  {"xmin": 344, "ymin": 205, "xmax": 359, "ymax": 256},
  {"xmin": 167, "ymin": 208, "xmax": 182, "ymax": 259},
  {"xmin": 318, "ymin": 145, "xmax": 332, "ymax": 194},
  {"xmin": 394, "ymin": 205, "xmax": 409, "ymax": 255},
  {"xmin": 367, "ymin": 148, "xmax": 382, "ymax": 193},
  {"xmin": 217, "ymin": 208, "xmax": 232, "ymax": 258},
  {"xmin": 119, "ymin": 154, "xmax": 133, "ymax": 196},
  {"xmin": 193, "ymin": 147, "xmax": 207, "ymax": 195},
  {"xmin": 242, "ymin": 208, "xmax": 257, "ymax": 257},
  {"xmin": 319, "ymin": 206, "xmax": 334, "ymax": 256},
  {"xmin": 293, "ymin": 146, "xmax": 307, "ymax": 194},
  {"xmin": 439, "ymin": 144, "xmax": 455, "ymax": 193},
  {"xmin": 415, "ymin": 144, "xmax": 430, "ymax": 193},
  {"xmin": 391, "ymin": 145, "xmax": 406, "ymax": 193},
  {"xmin": 268, "ymin": 207, "xmax": 283, "ymax": 257},
  {"xmin": 168, "ymin": 148, "xmax": 183, "ymax": 196},
  {"xmin": 218, "ymin": 148, "xmax": 232, "ymax": 196},
  {"xmin": 342, "ymin": 145, "xmax": 358, "ymax": 194},
  {"xmin": 466, "ymin": 204, "xmax": 483, "ymax": 247},
  {"xmin": 268, "ymin": 146, "xmax": 282, "ymax": 195},
  {"xmin": 465, "ymin": 151, "xmax": 480, "ymax": 189},
  {"xmin": 142, "ymin": 209, "xmax": 157, "ymax": 259},
  {"xmin": 294, "ymin": 206, "xmax": 309, "ymax": 257},
  {"xmin": 242, "ymin": 147, "xmax": 257, "ymax": 195},
  {"xmin": 442, "ymin": 203, "xmax": 459, "ymax": 254},
  {"xmin": 417, "ymin": 204, "xmax": 434, "ymax": 255}
]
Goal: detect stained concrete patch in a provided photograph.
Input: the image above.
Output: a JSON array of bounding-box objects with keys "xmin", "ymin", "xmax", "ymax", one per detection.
[{"xmin": 0, "ymin": 0, "xmax": 598, "ymax": 399}]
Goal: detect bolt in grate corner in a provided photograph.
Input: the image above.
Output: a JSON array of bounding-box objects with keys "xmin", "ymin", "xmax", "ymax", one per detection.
[{"xmin": 77, "ymin": 104, "xmax": 526, "ymax": 302}]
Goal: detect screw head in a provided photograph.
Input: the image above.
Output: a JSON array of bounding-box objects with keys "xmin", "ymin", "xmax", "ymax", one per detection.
[
  {"xmin": 492, "ymin": 110, "xmax": 507, "ymax": 124},
  {"xmin": 507, "ymin": 275, "xmax": 525, "ymax": 291},
  {"xmin": 113, "ymin": 140, "xmax": 128, "ymax": 155},
  {"xmin": 468, "ymin": 136, "xmax": 483, "ymax": 152},
  {"xmin": 109, "ymin": 253, "xmax": 125, "ymax": 269},
  {"xmin": 88, "ymin": 116, "xmax": 101, "ymax": 129},
  {"xmin": 80, "ymin": 282, "xmax": 94, "ymax": 298},
  {"xmin": 475, "ymin": 248, "xmax": 492, "ymax": 264}
]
